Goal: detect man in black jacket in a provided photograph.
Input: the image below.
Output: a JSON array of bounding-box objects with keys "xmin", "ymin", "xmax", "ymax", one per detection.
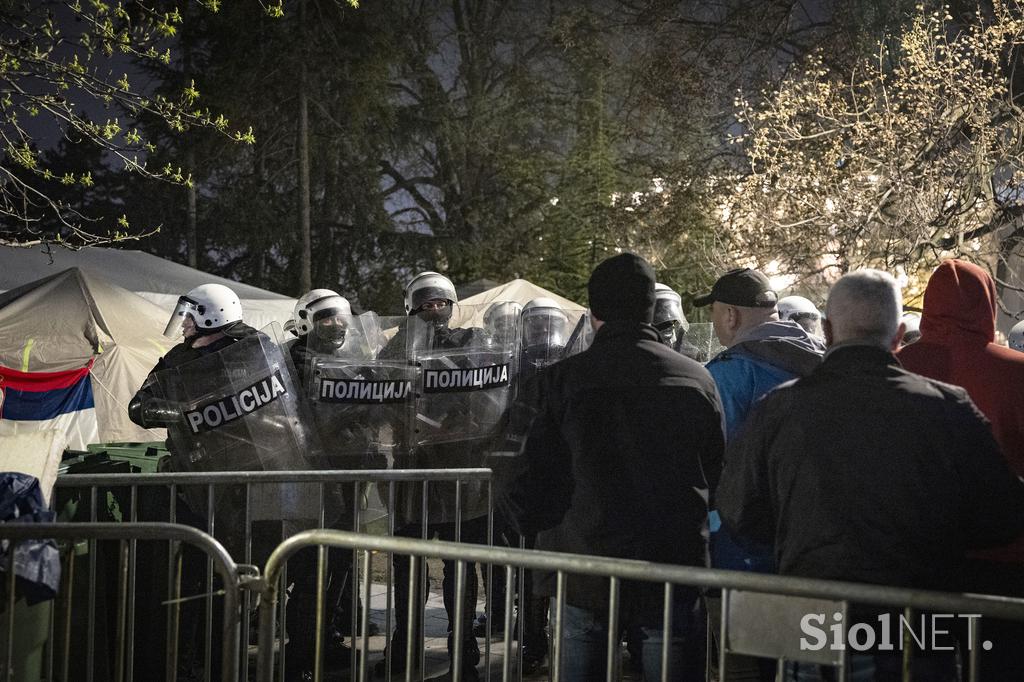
[
  {"xmin": 504, "ymin": 253, "xmax": 725, "ymax": 682},
  {"xmin": 717, "ymin": 269, "xmax": 1024, "ymax": 681}
]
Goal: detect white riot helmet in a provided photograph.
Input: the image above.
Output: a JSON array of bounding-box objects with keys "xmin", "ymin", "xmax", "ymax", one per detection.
[
  {"xmin": 901, "ymin": 312, "xmax": 922, "ymax": 346},
  {"xmin": 1009, "ymin": 320, "xmax": 1024, "ymax": 352},
  {"xmin": 163, "ymin": 283, "xmax": 243, "ymax": 338},
  {"xmin": 653, "ymin": 283, "xmax": 689, "ymax": 333},
  {"xmin": 404, "ymin": 271, "xmax": 457, "ymax": 313},
  {"xmin": 522, "ymin": 297, "xmax": 569, "ymax": 349},
  {"xmin": 292, "ymin": 289, "xmax": 351, "ymax": 337},
  {"xmin": 484, "ymin": 301, "xmax": 522, "ymax": 341},
  {"xmin": 777, "ymin": 295, "xmax": 822, "ymax": 335}
]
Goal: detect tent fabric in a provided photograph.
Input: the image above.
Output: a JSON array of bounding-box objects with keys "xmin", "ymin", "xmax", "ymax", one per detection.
[
  {"xmin": 0, "ymin": 267, "xmax": 170, "ymax": 443},
  {"xmin": 0, "ymin": 245, "xmax": 295, "ymax": 329},
  {"xmin": 453, "ymin": 279, "xmax": 584, "ymax": 328}
]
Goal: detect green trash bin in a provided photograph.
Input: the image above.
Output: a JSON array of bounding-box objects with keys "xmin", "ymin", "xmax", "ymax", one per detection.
[
  {"xmin": 85, "ymin": 442, "xmax": 168, "ymax": 473},
  {"xmin": 0, "ymin": 597, "xmax": 52, "ymax": 682}
]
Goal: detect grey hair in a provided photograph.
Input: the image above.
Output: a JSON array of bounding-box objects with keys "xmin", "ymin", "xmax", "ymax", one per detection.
[{"xmin": 825, "ymin": 269, "xmax": 902, "ymax": 347}]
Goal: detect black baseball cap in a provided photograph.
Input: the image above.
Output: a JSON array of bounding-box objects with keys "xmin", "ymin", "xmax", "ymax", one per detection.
[{"xmin": 693, "ymin": 268, "xmax": 778, "ymax": 308}]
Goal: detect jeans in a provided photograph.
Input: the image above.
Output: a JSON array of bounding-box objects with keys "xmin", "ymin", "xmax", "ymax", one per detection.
[{"xmin": 552, "ymin": 596, "xmax": 705, "ymax": 682}]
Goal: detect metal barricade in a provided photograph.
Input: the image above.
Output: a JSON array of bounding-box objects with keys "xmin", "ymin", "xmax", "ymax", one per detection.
[
  {"xmin": 54, "ymin": 468, "xmax": 496, "ymax": 682},
  {"xmin": 255, "ymin": 529, "xmax": 1024, "ymax": 682},
  {"xmin": 0, "ymin": 522, "xmax": 242, "ymax": 682}
]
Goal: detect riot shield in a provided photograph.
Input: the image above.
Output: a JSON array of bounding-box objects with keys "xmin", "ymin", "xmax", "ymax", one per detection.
[
  {"xmin": 409, "ymin": 308, "xmax": 517, "ymax": 449},
  {"xmin": 520, "ymin": 306, "xmax": 589, "ymax": 381},
  {"xmin": 305, "ymin": 314, "xmax": 415, "ymax": 465},
  {"xmin": 150, "ymin": 326, "xmax": 317, "ymax": 520},
  {"xmin": 685, "ymin": 322, "xmax": 726, "ymax": 364}
]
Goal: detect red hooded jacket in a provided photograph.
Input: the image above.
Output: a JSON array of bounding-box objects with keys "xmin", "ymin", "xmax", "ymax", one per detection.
[{"xmin": 897, "ymin": 259, "xmax": 1024, "ymax": 563}]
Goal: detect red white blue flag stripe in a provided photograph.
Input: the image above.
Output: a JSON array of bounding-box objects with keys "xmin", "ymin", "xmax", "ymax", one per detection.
[{"xmin": 0, "ymin": 362, "xmax": 99, "ymax": 450}]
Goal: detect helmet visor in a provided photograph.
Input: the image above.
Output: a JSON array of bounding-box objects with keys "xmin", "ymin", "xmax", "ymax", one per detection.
[
  {"xmin": 653, "ymin": 298, "xmax": 687, "ymax": 331},
  {"xmin": 523, "ymin": 309, "xmax": 568, "ymax": 349},
  {"xmin": 312, "ymin": 311, "xmax": 350, "ymax": 347},
  {"xmin": 163, "ymin": 296, "xmax": 200, "ymax": 338},
  {"xmin": 410, "ymin": 286, "xmax": 452, "ymax": 313}
]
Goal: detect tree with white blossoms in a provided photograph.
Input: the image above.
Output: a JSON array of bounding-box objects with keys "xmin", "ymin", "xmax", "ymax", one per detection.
[
  {"xmin": 720, "ymin": 1, "xmax": 1024, "ymax": 310},
  {"xmin": 0, "ymin": 0, "xmax": 258, "ymax": 249}
]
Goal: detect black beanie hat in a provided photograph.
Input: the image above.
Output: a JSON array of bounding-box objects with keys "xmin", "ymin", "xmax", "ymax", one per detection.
[{"xmin": 588, "ymin": 252, "xmax": 656, "ymax": 323}]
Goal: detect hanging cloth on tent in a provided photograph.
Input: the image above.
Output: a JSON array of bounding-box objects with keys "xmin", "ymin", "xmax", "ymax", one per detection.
[{"xmin": 0, "ymin": 360, "xmax": 99, "ymax": 450}]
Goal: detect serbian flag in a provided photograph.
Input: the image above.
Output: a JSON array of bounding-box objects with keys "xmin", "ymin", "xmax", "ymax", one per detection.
[{"xmin": 0, "ymin": 361, "xmax": 99, "ymax": 450}]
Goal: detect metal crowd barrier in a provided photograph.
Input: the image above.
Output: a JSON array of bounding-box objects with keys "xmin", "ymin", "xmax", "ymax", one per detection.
[
  {"xmin": 256, "ymin": 529, "xmax": 1024, "ymax": 682},
  {"xmin": 0, "ymin": 522, "xmax": 242, "ymax": 682},
  {"xmin": 53, "ymin": 469, "xmax": 497, "ymax": 682}
]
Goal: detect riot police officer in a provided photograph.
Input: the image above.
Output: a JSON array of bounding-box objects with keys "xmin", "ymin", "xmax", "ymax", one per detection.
[
  {"xmin": 376, "ymin": 271, "xmax": 490, "ymax": 681},
  {"xmin": 129, "ymin": 283, "xmax": 281, "ymax": 680},
  {"xmin": 285, "ymin": 289, "xmax": 361, "ymax": 678},
  {"xmin": 654, "ymin": 283, "xmax": 702, "ymax": 361}
]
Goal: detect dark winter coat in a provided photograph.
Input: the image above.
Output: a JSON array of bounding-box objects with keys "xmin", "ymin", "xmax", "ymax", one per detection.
[
  {"xmin": 502, "ymin": 320, "xmax": 725, "ymax": 618},
  {"xmin": 717, "ymin": 344, "xmax": 1024, "ymax": 592}
]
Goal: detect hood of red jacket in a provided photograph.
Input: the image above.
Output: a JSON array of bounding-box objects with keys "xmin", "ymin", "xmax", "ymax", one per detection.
[{"xmin": 919, "ymin": 260, "xmax": 996, "ymax": 344}]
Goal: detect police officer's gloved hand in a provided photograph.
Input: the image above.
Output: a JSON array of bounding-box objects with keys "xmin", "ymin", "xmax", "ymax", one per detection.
[{"xmin": 128, "ymin": 395, "xmax": 180, "ymax": 428}]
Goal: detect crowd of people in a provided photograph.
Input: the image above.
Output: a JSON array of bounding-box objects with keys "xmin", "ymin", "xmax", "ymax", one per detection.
[{"xmin": 129, "ymin": 254, "xmax": 1024, "ymax": 681}]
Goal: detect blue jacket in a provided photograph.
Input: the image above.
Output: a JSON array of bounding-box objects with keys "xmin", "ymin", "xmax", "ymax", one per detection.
[{"xmin": 707, "ymin": 321, "xmax": 824, "ymax": 571}]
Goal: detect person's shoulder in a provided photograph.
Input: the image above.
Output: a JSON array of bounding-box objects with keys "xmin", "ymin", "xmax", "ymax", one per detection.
[
  {"xmin": 224, "ymin": 321, "xmax": 260, "ymax": 339},
  {"xmin": 985, "ymin": 342, "xmax": 1024, "ymax": 371},
  {"xmin": 887, "ymin": 362, "xmax": 974, "ymax": 406}
]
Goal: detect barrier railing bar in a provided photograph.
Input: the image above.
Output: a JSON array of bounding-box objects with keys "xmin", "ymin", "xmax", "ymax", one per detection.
[
  {"xmin": 314, "ymin": 482, "xmax": 327, "ymax": 682},
  {"xmin": 0, "ymin": 523, "xmax": 241, "ymax": 682},
  {"xmin": 718, "ymin": 589, "xmax": 729, "ymax": 681},
  {"xmin": 55, "ymin": 469, "xmax": 493, "ymax": 487},
  {"xmin": 385, "ymin": 480, "xmax": 396, "ymax": 682},
  {"xmin": 419, "ymin": 481, "xmax": 428, "ymax": 680},
  {"xmin": 901, "ymin": 606, "xmax": 913, "ymax": 682},
  {"xmin": 126, "ymin": 485, "xmax": 138, "ymax": 682},
  {"xmin": 452, "ymin": 559, "xmax": 467, "ymax": 682},
  {"xmin": 552, "ymin": 570, "xmax": 565, "ymax": 682},
  {"xmin": 605, "ymin": 576, "xmax": 620, "ymax": 682},
  {"xmin": 359, "ymin": 549, "xmax": 372, "ymax": 682},
  {"xmin": 405, "ymin": 555, "xmax": 417, "ymax": 682},
  {"xmin": 87, "ymin": 487, "xmax": 97, "ymax": 682},
  {"xmin": 241, "ymin": 484, "xmax": 252, "ymax": 682},
  {"xmin": 4, "ymin": 544, "xmax": 15, "ymax": 681},
  {"xmin": 501, "ymin": 564, "xmax": 514, "ymax": 682},
  {"xmin": 115, "ymin": 539, "xmax": 129, "ymax": 682},
  {"xmin": 968, "ymin": 609, "xmax": 980, "ymax": 682},
  {"xmin": 660, "ymin": 581, "xmax": 673, "ymax": 682},
  {"xmin": 350, "ymin": 485, "xmax": 361, "ymax": 682},
  {"xmin": 61, "ymin": 546, "xmax": 75, "ymax": 682},
  {"xmin": 838, "ymin": 600, "xmax": 850, "ymax": 682},
  {"xmin": 484, "ymin": 481, "xmax": 493, "ymax": 682},
  {"xmin": 278, "ymin": 561, "xmax": 288, "ymax": 682},
  {"xmin": 168, "ymin": 492, "xmax": 180, "ymax": 682},
  {"xmin": 516, "ymin": 536, "xmax": 525, "ymax": 682},
  {"xmin": 262, "ymin": 531, "xmax": 1024, "ymax": 621},
  {"xmin": 205, "ymin": 484, "xmax": 215, "ymax": 682}
]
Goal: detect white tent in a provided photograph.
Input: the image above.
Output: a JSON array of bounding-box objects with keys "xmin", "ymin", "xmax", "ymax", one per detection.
[
  {"xmin": 0, "ymin": 245, "xmax": 295, "ymax": 329},
  {"xmin": 0, "ymin": 267, "xmax": 172, "ymax": 444},
  {"xmin": 452, "ymin": 278, "xmax": 585, "ymax": 327}
]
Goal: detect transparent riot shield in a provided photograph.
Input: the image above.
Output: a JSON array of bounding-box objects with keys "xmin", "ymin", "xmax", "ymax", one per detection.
[
  {"xmin": 408, "ymin": 304, "xmax": 518, "ymax": 449},
  {"xmin": 150, "ymin": 325, "xmax": 316, "ymax": 520},
  {"xmin": 305, "ymin": 313, "xmax": 415, "ymax": 466},
  {"xmin": 685, "ymin": 322, "xmax": 726, "ymax": 364},
  {"xmin": 520, "ymin": 306, "xmax": 589, "ymax": 381}
]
